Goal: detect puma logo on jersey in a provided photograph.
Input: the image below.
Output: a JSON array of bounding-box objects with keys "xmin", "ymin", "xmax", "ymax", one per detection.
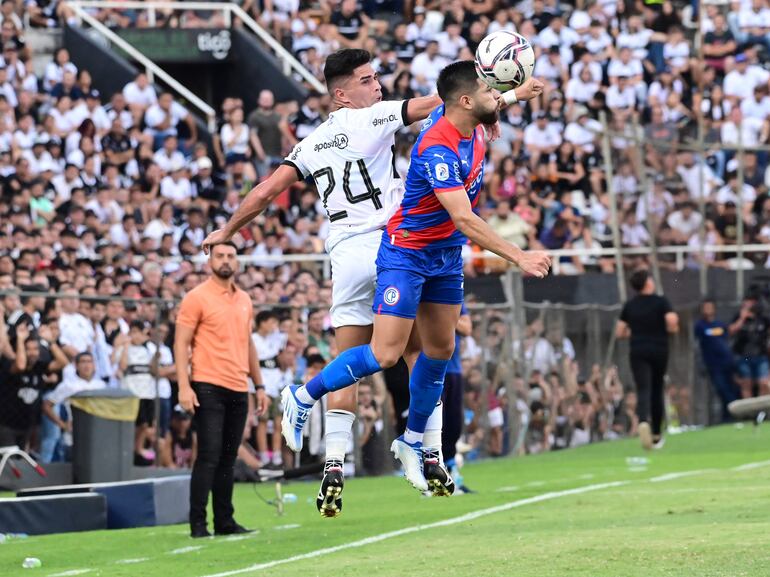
[
  {"xmin": 314, "ymin": 133, "xmax": 348, "ymax": 152},
  {"xmin": 433, "ymin": 152, "xmax": 446, "ymax": 160}
]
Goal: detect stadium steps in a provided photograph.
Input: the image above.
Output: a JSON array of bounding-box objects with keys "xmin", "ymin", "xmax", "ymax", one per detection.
[{"xmin": 25, "ymin": 28, "xmax": 63, "ymax": 77}]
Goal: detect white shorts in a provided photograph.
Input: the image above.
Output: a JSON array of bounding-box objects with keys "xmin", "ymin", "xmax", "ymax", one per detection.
[
  {"xmin": 329, "ymin": 229, "xmax": 381, "ymax": 328},
  {"xmin": 488, "ymin": 406, "xmax": 504, "ymax": 429}
]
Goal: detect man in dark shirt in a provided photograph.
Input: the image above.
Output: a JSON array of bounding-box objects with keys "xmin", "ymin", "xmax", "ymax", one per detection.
[
  {"xmin": 729, "ymin": 293, "xmax": 770, "ymax": 399},
  {"xmin": 703, "ymin": 13, "xmax": 735, "ymax": 71},
  {"xmin": 247, "ymin": 89, "xmax": 291, "ymax": 178},
  {"xmin": 330, "ymin": 0, "xmax": 369, "ymax": 46},
  {"xmin": 616, "ymin": 270, "xmax": 679, "ymax": 450},
  {"xmin": 290, "ymin": 91, "xmax": 323, "ymax": 140},
  {"xmin": 695, "ymin": 299, "xmax": 739, "ymax": 421},
  {"xmin": 0, "ymin": 322, "xmax": 68, "ymax": 448},
  {"xmin": 101, "ymin": 117, "xmax": 133, "ymax": 170},
  {"xmin": 392, "ymin": 23, "xmax": 416, "ymax": 64}
]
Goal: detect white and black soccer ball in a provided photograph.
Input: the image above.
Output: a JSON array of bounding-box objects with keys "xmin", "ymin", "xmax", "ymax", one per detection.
[{"xmin": 475, "ymin": 30, "xmax": 535, "ymax": 92}]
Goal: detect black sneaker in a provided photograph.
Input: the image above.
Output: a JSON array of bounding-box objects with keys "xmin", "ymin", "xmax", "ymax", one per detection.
[
  {"xmin": 316, "ymin": 459, "xmax": 344, "ymax": 518},
  {"xmin": 423, "ymin": 449, "xmax": 455, "ymax": 497},
  {"xmin": 190, "ymin": 525, "xmax": 211, "ymax": 539},
  {"xmin": 214, "ymin": 522, "xmax": 253, "ymax": 536}
]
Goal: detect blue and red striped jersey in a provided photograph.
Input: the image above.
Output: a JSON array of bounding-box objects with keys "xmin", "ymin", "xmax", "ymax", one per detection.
[{"xmin": 385, "ymin": 105, "xmax": 485, "ymax": 251}]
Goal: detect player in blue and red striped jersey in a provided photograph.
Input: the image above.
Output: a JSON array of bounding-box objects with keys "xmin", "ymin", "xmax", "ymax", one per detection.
[{"xmin": 282, "ymin": 60, "xmax": 551, "ymax": 494}]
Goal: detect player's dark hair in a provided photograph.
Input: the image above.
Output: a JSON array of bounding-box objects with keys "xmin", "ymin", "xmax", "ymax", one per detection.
[
  {"xmin": 324, "ymin": 49, "xmax": 371, "ymax": 90},
  {"xmin": 629, "ymin": 269, "xmax": 650, "ymax": 292},
  {"xmin": 437, "ymin": 60, "xmax": 481, "ymax": 105},
  {"xmin": 305, "ymin": 353, "xmax": 327, "ymax": 368}
]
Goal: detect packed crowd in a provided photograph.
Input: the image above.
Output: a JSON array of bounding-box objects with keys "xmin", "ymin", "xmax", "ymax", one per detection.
[{"xmin": 0, "ymin": 0, "xmax": 754, "ymax": 471}]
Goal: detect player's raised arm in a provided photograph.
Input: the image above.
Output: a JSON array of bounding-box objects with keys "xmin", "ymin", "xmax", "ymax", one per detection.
[
  {"xmin": 202, "ymin": 164, "xmax": 300, "ymax": 253},
  {"xmin": 499, "ymin": 77, "xmax": 544, "ymax": 108},
  {"xmin": 405, "ymin": 95, "xmax": 443, "ymax": 124},
  {"xmin": 435, "ymin": 187, "xmax": 551, "ymax": 278}
]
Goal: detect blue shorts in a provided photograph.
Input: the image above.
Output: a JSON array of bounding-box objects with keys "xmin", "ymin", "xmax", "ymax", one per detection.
[
  {"xmin": 372, "ymin": 243, "xmax": 464, "ymax": 319},
  {"xmin": 736, "ymin": 356, "xmax": 770, "ymax": 380}
]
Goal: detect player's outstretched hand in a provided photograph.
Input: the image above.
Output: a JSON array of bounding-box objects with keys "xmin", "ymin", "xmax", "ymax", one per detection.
[
  {"xmin": 515, "ymin": 78, "xmax": 544, "ymax": 102},
  {"xmin": 516, "ymin": 250, "xmax": 552, "ymax": 278},
  {"xmin": 202, "ymin": 228, "xmax": 231, "ymax": 255}
]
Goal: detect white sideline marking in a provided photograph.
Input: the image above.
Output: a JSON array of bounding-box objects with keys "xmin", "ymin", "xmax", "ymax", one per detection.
[
  {"xmin": 48, "ymin": 571, "xmax": 93, "ymax": 577},
  {"xmin": 495, "ymin": 485, "xmax": 519, "ymax": 493},
  {"xmin": 115, "ymin": 558, "xmax": 150, "ymax": 564},
  {"xmin": 649, "ymin": 470, "xmax": 711, "ymax": 483},
  {"xmin": 273, "ymin": 524, "xmax": 301, "ymax": 531},
  {"xmin": 199, "ymin": 481, "xmax": 627, "ymax": 577},
  {"xmin": 733, "ymin": 459, "xmax": 770, "ymax": 471},
  {"xmin": 169, "ymin": 545, "xmax": 203, "ymax": 554}
]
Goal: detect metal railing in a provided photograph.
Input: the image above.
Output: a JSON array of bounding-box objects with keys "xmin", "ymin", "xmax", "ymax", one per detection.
[
  {"xmin": 65, "ymin": 2, "xmax": 218, "ymax": 133},
  {"xmin": 65, "ymin": 0, "xmax": 327, "ymax": 94}
]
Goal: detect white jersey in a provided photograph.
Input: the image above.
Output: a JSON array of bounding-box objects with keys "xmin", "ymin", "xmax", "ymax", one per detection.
[
  {"xmin": 283, "ymin": 99, "xmax": 409, "ymax": 251},
  {"xmin": 252, "ymin": 330, "xmax": 287, "ymax": 397}
]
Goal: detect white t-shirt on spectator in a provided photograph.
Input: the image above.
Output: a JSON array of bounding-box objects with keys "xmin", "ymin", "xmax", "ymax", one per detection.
[
  {"xmin": 436, "ymin": 32, "xmax": 467, "ymax": 60},
  {"xmin": 667, "ymin": 210, "xmax": 703, "ymax": 238},
  {"xmin": 740, "ymin": 96, "xmax": 770, "ymax": 120},
  {"xmin": 565, "ymin": 78, "xmax": 599, "ymax": 103},
  {"xmin": 612, "ymin": 174, "xmax": 638, "ymax": 197},
  {"xmin": 220, "ymin": 123, "xmax": 250, "ymax": 155},
  {"xmin": 584, "ymin": 31, "xmax": 613, "ymax": 55},
  {"xmin": 607, "ymin": 58, "xmax": 643, "ymax": 79},
  {"xmin": 153, "ymin": 148, "xmax": 186, "ymax": 173},
  {"xmin": 0, "ymin": 81, "xmax": 17, "ymax": 108},
  {"xmin": 571, "ymin": 60, "xmax": 602, "ymax": 82},
  {"xmin": 715, "ymin": 183, "xmax": 757, "ymax": 206},
  {"xmin": 160, "ymin": 176, "xmax": 193, "ymax": 203},
  {"xmin": 44, "ymin": 61, "xmax": 77, "ymax": 90},
  {"xmin": 523, "ymin": 123, "xmax": 562, "ymax": 149},
  {"xmin": 563, "ymin": 119, "xmax": 601, "ymax": 152},
  {"xmin": 663, "ymin": 41, "xmax": 690, "ymax": 68},
  {"xmin": 721, "ymin": 117, "xmax": 764, "ymax": 147},
  {"xmin": 616, "ymin": 28, "xmax": 653, "ymax": 60},
  {"xmin": 143, "ymin": 219, "xmax": 174, "ymax": 243},
  {"xmin": 13, "ymin": 128, "xmax": 36, "ymax": 150},
  {"xmin": 52, "ymin": 174, "xmax": 84, "ymax": 202},
  {"xmin": 635, "ymin": 190, "xmax": 674, "ymax": 222},
  {"xmin": 147, "ymin": 341, "xmax": 172, "ymax": 399},
  {"xmin": 677, "ymin": 163, "xmax": 722, "ymax": 200},
  {"xmin": 85, "ymin": 198, "xmax": 125, "ymax": 224},
  {"xmin": 144, "ymin": 102, "xmax": 189, "ymax": 134},
  {"xmin": 621, "ymin": 222, "xmax": 650, "ymax": 246},
  {"xmin": 49, "ymin": 108, "xmax": 76, "ymax": 134},
  {"xmin": 68, "ymin": 102, "xmax": 111, "ymax": 133},
  {"xmin": 120, "ymin": 343, "xmax": 155, "ymax": 399},
  {"xmin": 724, "ymin": 66, "xmax": 770, "ymax": 100},
  {"xmin": 109, "ymin": 222, "xmax": 141, "ymax": 249},
  {"xmin": 606, "ymin": 85, "xmax": 636, "ymax": 109},
  {"xmin": 538, "ymin": 26, "xmax": 581, "ymax": 64},
  {"xmin": 410, "ymin": 53, "xmax": 448, "ymax": 90},
  {"xmin": 45, "ymin": 374, "xmax": 105, "ymax": 406},
  {"xmin": 59, "ymin": 312, "xmax": 95, "ymax": 354},
  {"xmin": 534, "ymin": 55, "xmax": 566, "ymax": 82},
  {"xmin": 569, "ymin": 10, "xmax": 591, "ymax": 31},
  {"xmin": 122, "ymin": 81, "xmax": 158, "ymax": 108},
  {"xmin": 737, "ymin": 7, "xmax": 770, "ymax": 31},
  {"xmin": 648, "ymin": 79, "xmax": 684, "ymax": 104}
]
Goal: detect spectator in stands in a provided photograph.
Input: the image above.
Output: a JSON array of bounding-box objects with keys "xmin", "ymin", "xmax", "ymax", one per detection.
[
  {"xmin": 145, "ymin": 92, "xmax": 197, "ymax": 152},
  {"xmin": 247, "ymin": 89, "xmax": 293, "ymax": 178},
  {"xmin": 41, "ymin": 351, "xmax": 104, "ymax": 462},
  {"xmin": 695, "ymin": 299, "xmax": 739, "ymax": 421},
  {"xmin": 729, "ymin": 292, "xmax": 770, "ymax": 399}
]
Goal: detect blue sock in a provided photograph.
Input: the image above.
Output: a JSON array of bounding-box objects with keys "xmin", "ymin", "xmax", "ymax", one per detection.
[
  {"xmin": 305, "ymin": 345, "xmax": 382, "ymax": 400},
  {"xmin": 405, "ymin": 353, "xmax": 449, "ymax": 435}
]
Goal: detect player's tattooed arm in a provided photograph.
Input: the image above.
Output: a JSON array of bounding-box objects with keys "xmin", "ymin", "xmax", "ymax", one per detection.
[
  {"xmin": 436, "ymin": 187, "xmax": 552, "ymax": 278},
  {"xmin": 404, "ymin": 94, "xmax": 443, "ymax": 124},
  {"xmin": 201, "ymin": 164, "xmax": 300, "ymax": 253}
]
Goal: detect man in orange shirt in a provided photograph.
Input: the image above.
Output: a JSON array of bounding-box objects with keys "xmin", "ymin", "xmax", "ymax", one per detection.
[{"xmin": 174, "ymin": 242, "xmax": 268, "ymax": 538}]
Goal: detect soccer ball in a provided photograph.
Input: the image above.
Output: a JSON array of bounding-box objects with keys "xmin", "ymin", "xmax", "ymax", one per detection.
[{"xmin": 475, "ymin": 30, "xmax": 535, "ymax": 92}]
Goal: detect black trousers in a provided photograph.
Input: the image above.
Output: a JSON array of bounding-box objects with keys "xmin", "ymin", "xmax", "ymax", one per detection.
[
  {"xmin": 630, "ymin": 348, "xmax": 668, "ymax": 437},
  {"xmin": 441, "ymin": 372, "xmax": 464, "ymax": 463},
  {"xmin": 189, "ymin": 382, "xmax": 248, "ymax": 530},
  {"xmin": 384, "ymin": 358, "xmax": 410, "ymax": 437}
]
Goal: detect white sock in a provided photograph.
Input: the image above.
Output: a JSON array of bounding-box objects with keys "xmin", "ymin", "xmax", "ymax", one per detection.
[
  {"xmin": 260, "ymin": 451, "xmax": 270, "ymax": 463},
  {"xmin": 272, "ymin": 453, "xmax": 283, "ymax": 466},
  {"xmin": 423, "ymin": 402, "xmax": 443, "ymax": 454},
  {"xmin": 295, "ymin": 386, "xmax": 315, "ymax": 405},
  {"xmin": 325, "ymin": 410, "xmax": 355, "ymax": 463},
  {"xmin": 404, "ymin": 428, "xmax": 424, "ymax": 445}
]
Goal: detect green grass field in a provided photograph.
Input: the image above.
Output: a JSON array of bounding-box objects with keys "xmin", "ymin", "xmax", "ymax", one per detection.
[{"xmin": 2, "ymin": 425, "xmax": 770, "ymax": 577}]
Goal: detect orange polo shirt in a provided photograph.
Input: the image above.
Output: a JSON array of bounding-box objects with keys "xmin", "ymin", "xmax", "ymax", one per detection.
[{"xmin": 176, "ymin": 278, "xmax": 253, "ymax": 392}]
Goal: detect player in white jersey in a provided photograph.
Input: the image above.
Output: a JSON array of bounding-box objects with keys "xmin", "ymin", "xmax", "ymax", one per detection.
[
  {"xmin": 203, "ymin": 49, "xmax": 443, "ymax": 517},
  {"xmin": 251, "ymin": 310, "xmax": 288, "ymax": 468}
]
